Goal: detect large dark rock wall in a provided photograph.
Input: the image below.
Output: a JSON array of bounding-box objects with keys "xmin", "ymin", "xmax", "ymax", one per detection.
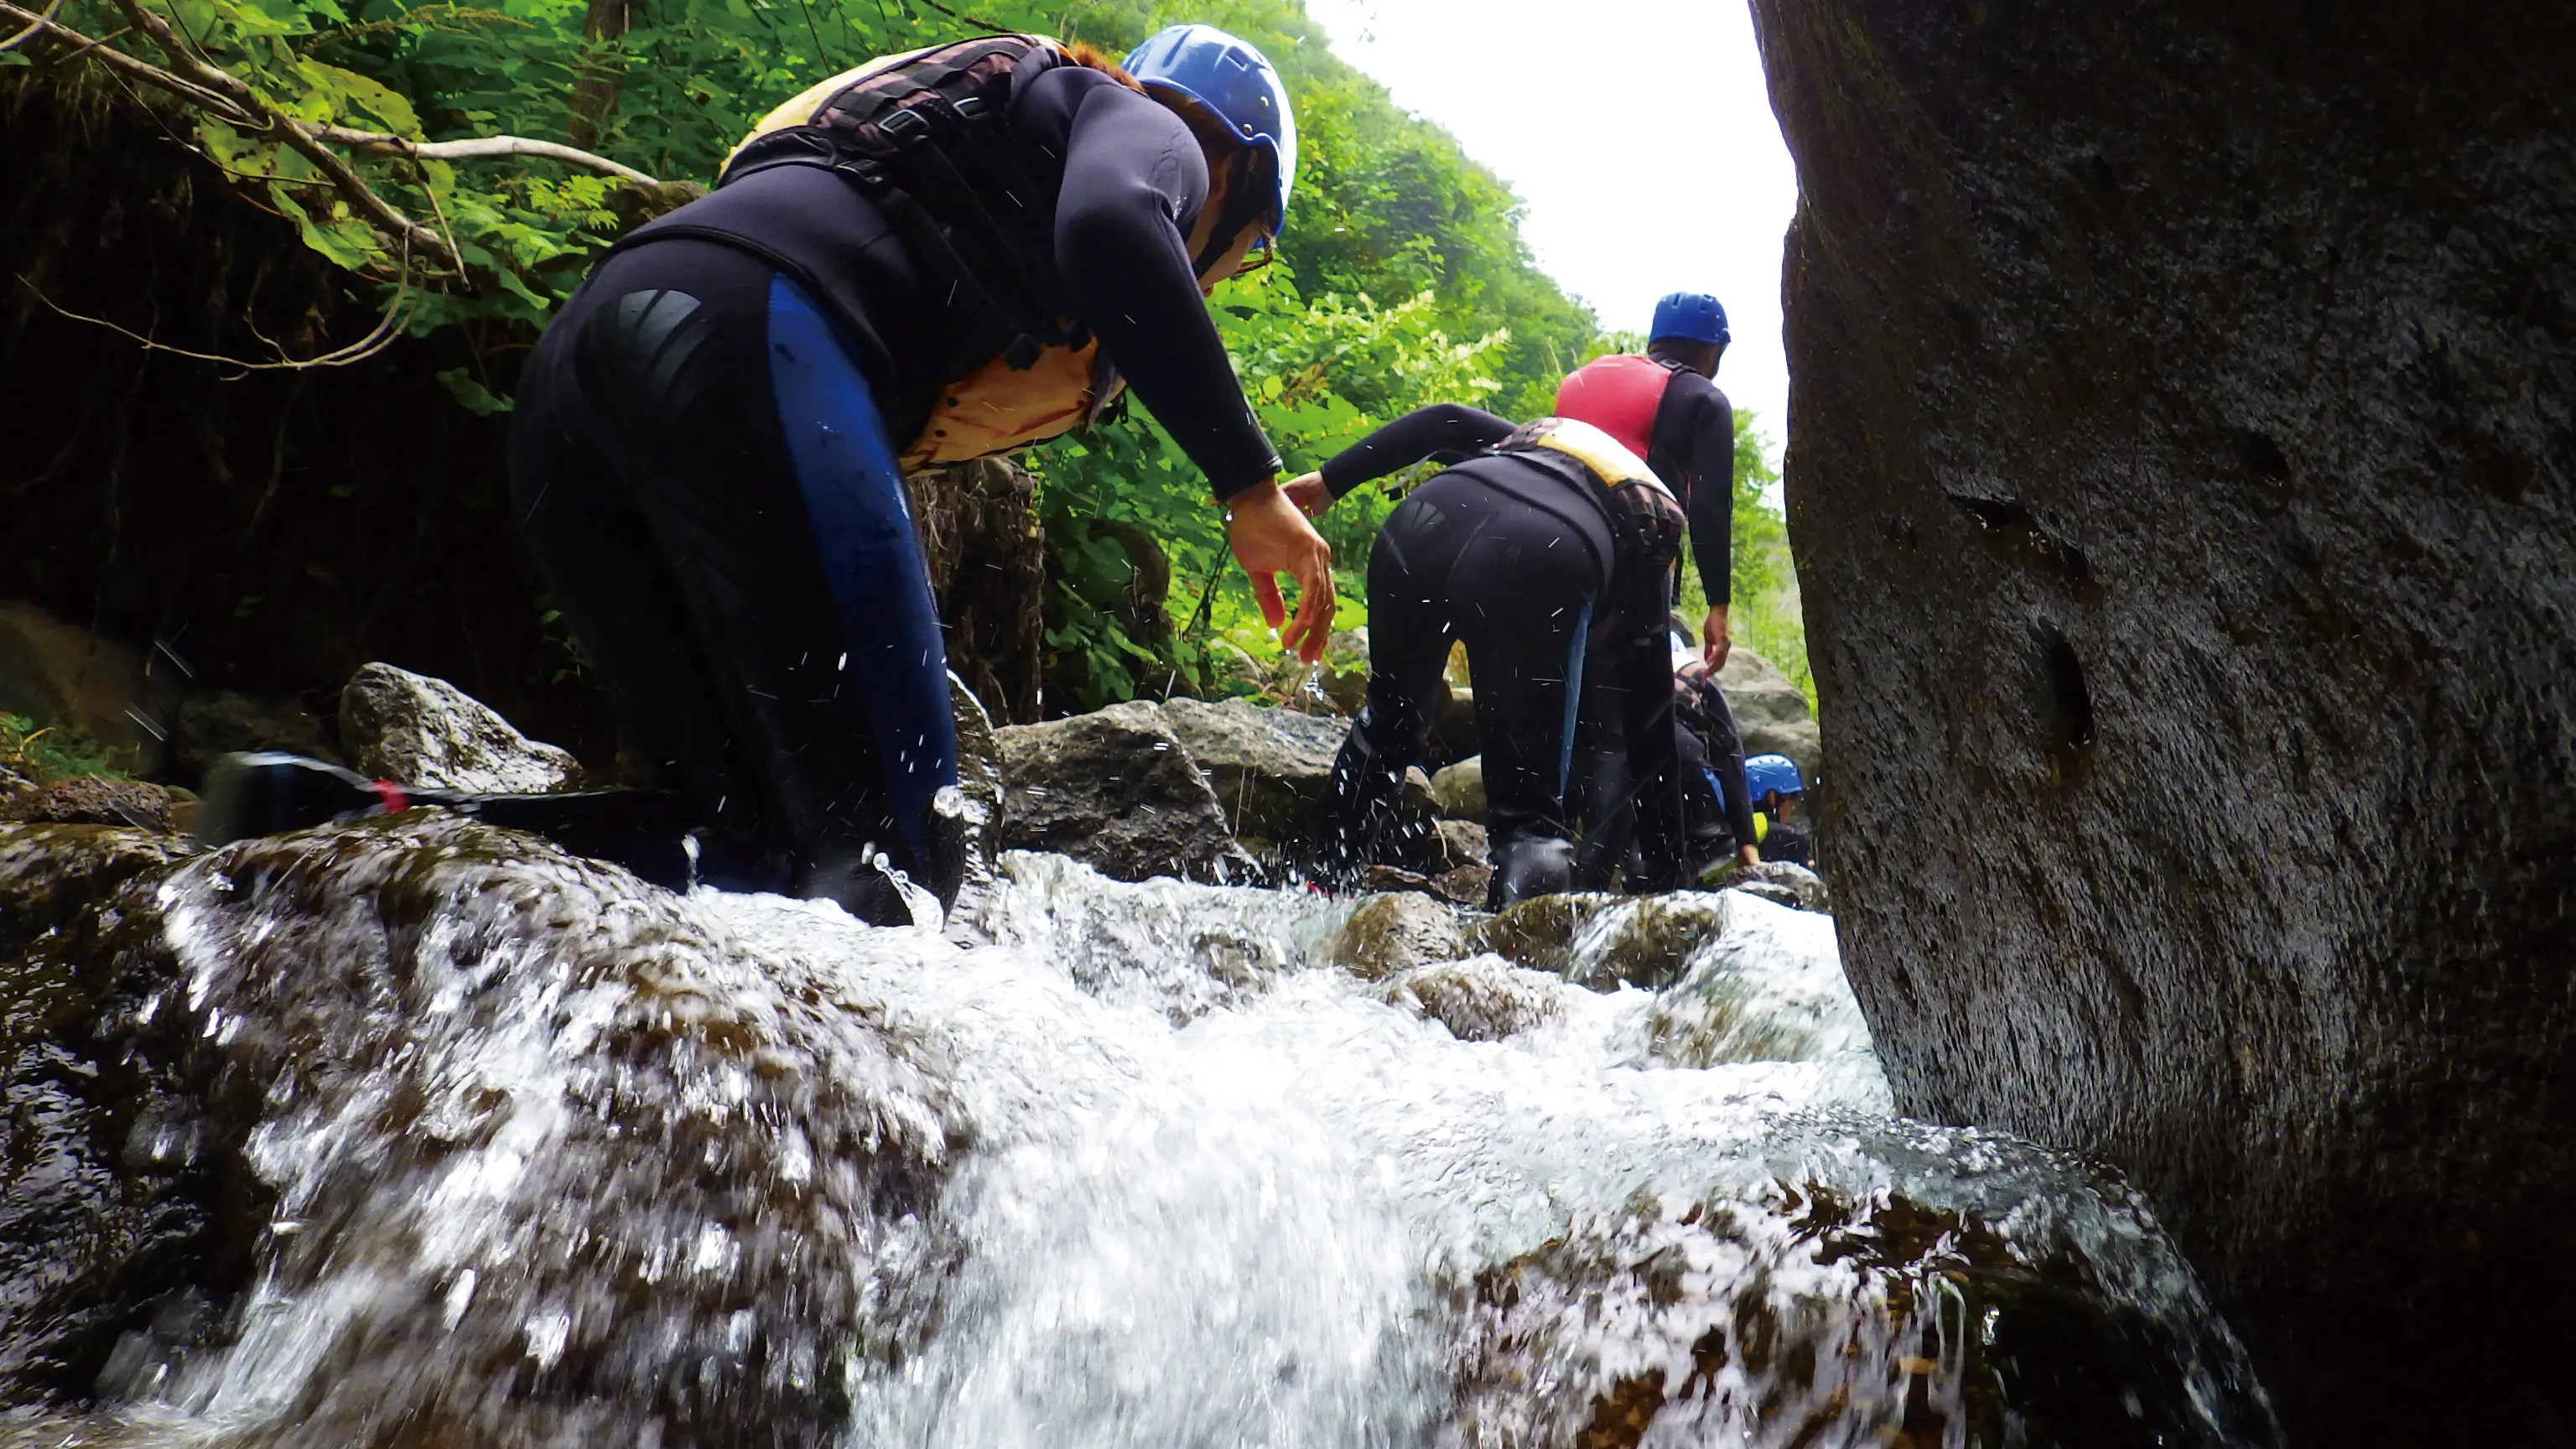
[{"xmin": 1748, "ymin": 2, "xmax": 2575, "ymax": 1442}]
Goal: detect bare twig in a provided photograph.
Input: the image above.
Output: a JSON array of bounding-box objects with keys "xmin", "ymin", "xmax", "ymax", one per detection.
[
  {"xmin": 314, "ymin": 125, "xmax": 659, "ymax": 184},
  {"xmin": 15, "ymin": 243, "xmax": 417, "ymax": 373},
  {"xmin": 0, "ymin": 0, "xmax": 65, "ymax": 54}
]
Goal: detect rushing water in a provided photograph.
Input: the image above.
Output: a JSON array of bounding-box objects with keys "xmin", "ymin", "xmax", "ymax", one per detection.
[{"xmin": 3, "ymin": 818, "xmax": 2279, "ymax": 1447}]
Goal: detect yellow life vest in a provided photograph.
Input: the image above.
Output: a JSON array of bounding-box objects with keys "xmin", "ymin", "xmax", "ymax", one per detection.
[{"xmin": 1509, "ymin": 417, "xmax": 1678, "ymax": 499}]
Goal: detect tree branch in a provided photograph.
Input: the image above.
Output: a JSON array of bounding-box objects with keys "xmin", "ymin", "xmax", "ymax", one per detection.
[
  {"xmin": 102, "ymin": 0, "xmax": 460, "ymax": 269},
  {"xmin": 313, "ymin": 126, "xmax": 659, "ymax": 185},
  {"xmin": 2, "ymin": 0, "xmax": 671, "ymax": 276}
]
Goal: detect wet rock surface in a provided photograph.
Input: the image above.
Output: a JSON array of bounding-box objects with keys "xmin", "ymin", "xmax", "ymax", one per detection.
[
  {"xmin": 993, "ymin": 702, "xmax": 1259, "ymax": 886},
  {"xmin": 1150, "ymin": 696, "xmax": 1347, "ymax": 859},
  {"xmin": 1700, "ymin": 859, "xmax": 1830, "ymax": 915},
  {"xmin": 2, "ymin": 815, "xmax": 962, "ymax": 1435},
  {"xmin": 0, "ymin": 823, "xmax": 258, "ymax": 1407},
  {"xmin": 1472, "ymin": 892, "xmax": 1737, "ymax": 993},
  {"xmin": 338, "ymin": 662, "xmax": 584, "ymax": 792},
  {"xmin": 1455, "ymin": 1166, "xmax": 2277, "ymax": 1449},
  {"xmin": 1751, "ymin": 0, "xmax": 2576, "ymax": 1437},
  {"xmin": 1324, "ymin": 891, "xmax": 1472, "ymax": 982},
  {"xmin": 0, "ymin": 776, "xmax": 184, "ymax": 834},
  {"xmin": 1377, "ymin": 957, "xmax": 1561, "ymax": 1043}
]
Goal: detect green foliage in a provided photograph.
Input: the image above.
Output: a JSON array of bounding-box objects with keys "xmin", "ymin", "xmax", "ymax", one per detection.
[
  {"xmin": 41, "ymin": 0, "xmax": 1634, "ymax": 709},
  {"xmin": 0, "ymin": 713, "xmax": 139, "ymax": 784}
]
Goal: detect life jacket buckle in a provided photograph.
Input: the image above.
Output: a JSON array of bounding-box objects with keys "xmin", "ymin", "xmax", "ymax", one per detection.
[
  {"xmin": 1002, "ymin": 334, "xmax": 1043, "ymax": 370},
  {"xmin": 878, "ymin": 106, "xmax": 932, "ymax": 146}
]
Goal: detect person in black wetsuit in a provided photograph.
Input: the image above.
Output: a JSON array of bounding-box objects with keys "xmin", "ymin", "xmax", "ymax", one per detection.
[
  {"xmin": 496, "ymin": 26, "xmax": 1332, "ymax": 923},
  {"xmin": 1280, "ymin": 405, "xmax": 1690, "ymax": 907},
  {"xmin": 1553, "ymin": 292, "xmax": 1740, "ymax": 667}
]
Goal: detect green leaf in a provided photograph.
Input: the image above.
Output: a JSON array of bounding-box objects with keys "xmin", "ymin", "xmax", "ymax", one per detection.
[{"xmin": 436, "ymin": 368, "xmax": 516, "ymax": 415}]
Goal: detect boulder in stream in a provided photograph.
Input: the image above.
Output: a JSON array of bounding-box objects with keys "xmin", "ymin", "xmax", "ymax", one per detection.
[
  {"xmin": 1377, "ymin": 957, "xmax": 1562, "ymax": 1043},
  {"xmin": 994, "ymin": 701, "xmax": 1258, "ymax": 885},
  {"xmin": 1324, "ymin": 891, "xmax": 1472, "ymax": 982},
  {"xmin": 1454, "ymin": 1157, "xmax": 2277, "ymax": 1449},
  {"xmin": 338, "ymin": 662, "xmax": 584, "ymax": 792},
  {"xmin": 1753, "ymin": 0, "xmax": 2576, "ymax": 1436},
  {"xmin": 1151, "ymin": 695, "xmax": 1348, "ymax": 858},
  {"xmin": 0, "ymin": 813, "xmax": 963, "ymax": 1436}
]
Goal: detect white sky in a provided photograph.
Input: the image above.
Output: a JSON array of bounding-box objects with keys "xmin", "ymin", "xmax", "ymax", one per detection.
[{"xmin": 1295, "ymin": 0, "xmax": 1799, "ymax": 451}]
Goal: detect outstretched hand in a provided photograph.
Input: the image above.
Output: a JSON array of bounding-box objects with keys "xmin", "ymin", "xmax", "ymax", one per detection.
[
  {"xmin": 1281, "ymin": 470, "xmax": 1334, "ymax": 517},
  {"xmin": 1227, "ymin": 479, "xmax": 1337, "ymax": 663}
]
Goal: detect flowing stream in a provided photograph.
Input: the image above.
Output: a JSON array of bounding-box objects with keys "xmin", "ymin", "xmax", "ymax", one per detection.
[{"xmin": 4, "ymin": 818, "xmax": 2279, "ymax": 1447}]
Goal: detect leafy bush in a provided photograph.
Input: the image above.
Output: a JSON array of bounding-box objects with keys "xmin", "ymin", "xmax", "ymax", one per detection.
[
  {"xmin": 19, "ymin": 0, "xmax": 1809, "ymax": 712},
  {"xmin": 0, "ymin": 713, "xmax": 139, "ymax": 784}
]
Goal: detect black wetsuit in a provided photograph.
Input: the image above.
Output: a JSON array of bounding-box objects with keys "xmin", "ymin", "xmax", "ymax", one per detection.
[
  {"xmin": 1647, "ymin": 368, "xmax": 1736, "ymax": 611},
  {"xmin": 1577, "ymin": 664, "xmax": 1760, "ymax": 886},
  {"xmin": 510, "ymin": 59, "xmax": 1275, "ymax": 922},
  {"xmin": 1312, "ymin": 406, "xmax": 1687, "ymax": 905}
]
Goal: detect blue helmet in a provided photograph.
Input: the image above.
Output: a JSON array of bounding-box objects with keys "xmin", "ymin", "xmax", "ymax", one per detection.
[
  {"xmin": 1124, "ymin": 24, "xmax": 1297, "ymax": 234},
  {"xmin": 1650, "ymin": 292, "xmax": 1730, "ymax": 347},
  {"xmin": 1744, "ymin": 753, "xmax": 1804, "ymax": 798}
]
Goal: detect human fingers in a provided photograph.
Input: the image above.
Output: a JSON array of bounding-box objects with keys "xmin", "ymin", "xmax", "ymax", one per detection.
[{"xmin": 1249, "ymin": 570, "xmax": 1288, "ymax": 630}]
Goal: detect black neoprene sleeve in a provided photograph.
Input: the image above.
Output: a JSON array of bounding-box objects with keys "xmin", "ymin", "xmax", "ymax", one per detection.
[
  {"xmin": 1653, "ymin": 372, "xmax": 1735, "ymax": 606},
  {"xmin": 1317, "ymin": 402, "xmax": 1519, "ymax": 497},
  {"xmin": 1048, "ymin": 76, "xmax": 1282, "ymax": 498}
]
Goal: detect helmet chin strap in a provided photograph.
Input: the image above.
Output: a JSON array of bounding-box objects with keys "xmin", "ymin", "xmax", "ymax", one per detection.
[{"xmin": 1189, "ymin": 147, "xmax": 1272, "ymax": 278}]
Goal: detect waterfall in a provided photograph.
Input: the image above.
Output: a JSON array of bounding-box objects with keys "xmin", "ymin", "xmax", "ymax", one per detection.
[{"xmin": 2, "ymin": 817, "xmax": 2278, "ymax": 1448}]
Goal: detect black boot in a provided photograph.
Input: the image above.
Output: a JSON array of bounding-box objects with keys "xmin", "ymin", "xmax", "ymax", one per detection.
[{"xmin": 1488, "ymin": 835, "xmax": 1576, "ymax": 910}]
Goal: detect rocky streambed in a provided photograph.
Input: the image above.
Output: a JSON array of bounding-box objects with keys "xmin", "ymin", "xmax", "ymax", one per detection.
[{"xmin": 0, "ymin": 664, "xmax": 2277, "ymax": 1447}]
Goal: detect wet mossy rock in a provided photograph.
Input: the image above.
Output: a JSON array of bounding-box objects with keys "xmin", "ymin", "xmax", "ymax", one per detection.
[
  {"xmin": 1748, "ymin": 0, "xmax": 2576, "ymax": 1439},
  {"xmin": 0, "ymin": 823, "xmax": 258, "ymax": 1408},
  {"xmin": 1324, "ymin": 891, "xmax": 1471, "ymax": 982},
  {"xmin": 1471, "ymin": 893, "xmax": 1735, "ymax": 993},
  {"xmin": 1456, "ymin": 1175, "xmax": 2277, "ymax": 1449},
  {"xmin": 1376, "ymin": 957, "xmax": 1561, "ymax": 1043}
]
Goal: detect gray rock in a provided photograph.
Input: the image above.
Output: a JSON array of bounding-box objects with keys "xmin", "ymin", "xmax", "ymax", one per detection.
[
  {"xmin": 0, "ymin": 776, "xmax": 183, "ymax": 834},
  {"xmin": 1716, "ymin": 647, "xmax": 1820, "ymax": 782},
  {"xmin": 1150, "ymin": 696, "xmax": 1348, "ymax": 853},
  {"xmin": 1426, "ymin": 818, "xmax": 1489, "ymax": 874},
  {"xmin": 994, "ymin": 701, "xmax": 1257, "ymax": 885},
  {"xmin": 1698, "ymin": 859, "xmax": 1831, "ymax": 914},
  {"xmin": 0, "ymin": 600, "xmax": 183, "ymax": 777},
  {"xmin": 1325, "ymin": 890, "xmax": 1471, "ymax": 981},
  {"xmin": 1378, "ymin": 956, "xmax": 1563, "ymax": 1042},
  {"xmin": 1755, "ymin": 0, "xmax": 2576, "ymax": 1436},
  {"xmin": 338, "ymin": 663, "xmax": 583, "ymax": 793},
  {"xmin": 1430, "ymin": 756, "xmax": 1485, "ymax": 819},
  {"xmin": 171, "ymin": 689, "xmax": 339, "ymax": 784},
  {"xmin": 1468, "ymin": 892, "xmax": 1732, "ymax": 993}
]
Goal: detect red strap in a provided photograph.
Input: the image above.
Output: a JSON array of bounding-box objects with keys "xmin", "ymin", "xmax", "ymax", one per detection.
[{"xmin": 370, "ymin": 781, "xmax": 411, "ymax": 814}]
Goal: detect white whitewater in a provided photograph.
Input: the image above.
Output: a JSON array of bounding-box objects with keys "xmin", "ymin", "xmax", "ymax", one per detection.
[{"xmin": 9, "ymin": 824, "xmax": 2277, "ymax": 1448}]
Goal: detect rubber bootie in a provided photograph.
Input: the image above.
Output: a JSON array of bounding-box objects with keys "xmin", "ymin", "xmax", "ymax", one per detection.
[
  {"xmin": 195, "ymin": 752, "xmax": 386, "ymax": 846},
  {"xmin": 795, "ymin": 846, "xmax": 922, "ymax": 928},
  {"xmin": 1488, "ymin": 836, "xmax": 1576, "ymax": 911}
]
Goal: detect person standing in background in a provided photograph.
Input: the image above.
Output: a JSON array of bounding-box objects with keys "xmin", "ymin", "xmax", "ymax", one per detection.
[{"xmin": 1553, "ymin": 292, "xmax": 1739, "ymax": 666}]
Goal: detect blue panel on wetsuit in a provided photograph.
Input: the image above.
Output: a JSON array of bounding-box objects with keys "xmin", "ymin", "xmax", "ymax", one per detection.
[
  {"xmin": 765, "ymin": 273, "xmax": 958, "ymax": 857},
  {"xmin": 1557, "ymin": 598, "xmax": 1593, "ymax": 797}
]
